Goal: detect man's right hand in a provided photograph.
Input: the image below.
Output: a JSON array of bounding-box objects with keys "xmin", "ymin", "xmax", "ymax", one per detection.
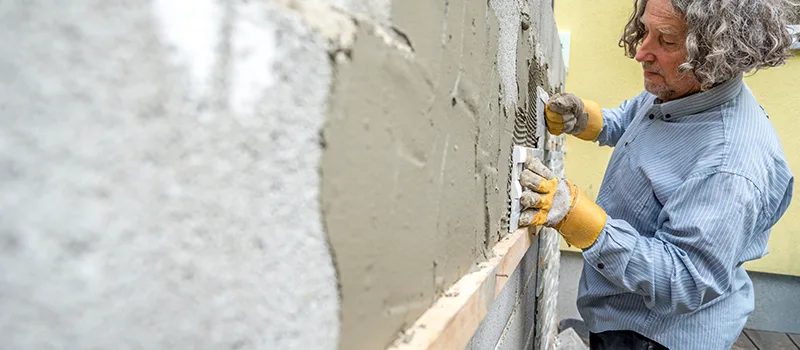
[
  {"xmin": 545, "ymin": 93, "xmax": 604, "ymax": 141},
  {"xmin": 517, "ymin": 156, "xmax": 607, "ymax": 249}
]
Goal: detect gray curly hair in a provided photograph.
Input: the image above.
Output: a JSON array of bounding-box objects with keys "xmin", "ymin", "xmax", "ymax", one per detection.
[{"xmin": 620, "ymin": 0, "xmax": 799, "ymax": 90}]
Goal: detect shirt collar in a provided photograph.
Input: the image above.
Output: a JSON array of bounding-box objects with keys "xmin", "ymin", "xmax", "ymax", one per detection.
[{"xmin": 655, "ymin": 74, "xmax": 743, "ymax": 119}]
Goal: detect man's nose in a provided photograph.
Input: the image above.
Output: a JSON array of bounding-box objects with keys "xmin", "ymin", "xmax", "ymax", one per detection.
[{"xmin": 634, "ymin": 36, "xmax": 656, "ymax": 62}]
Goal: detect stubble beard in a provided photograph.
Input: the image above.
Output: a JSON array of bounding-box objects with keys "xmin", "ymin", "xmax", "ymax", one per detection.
[
  {"xmin": 644, "ymin": 77, "xmax": 677, "ymax": 101},
  {"xmin": 642, "ymin": 62, "xmax": 678, "ymax": 101}
]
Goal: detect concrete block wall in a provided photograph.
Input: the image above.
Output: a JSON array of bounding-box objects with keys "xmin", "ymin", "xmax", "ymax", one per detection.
[
  {"xmin": 467, "ymin": 237, "xmax": 540, "ymax": 350},
  {"xmin": 0, "ymin": 0, "xmax": 564, "ymax": 349},
  {"xmin": 468, "ymin": 119, "xmax": 566, "ymax": 350}
]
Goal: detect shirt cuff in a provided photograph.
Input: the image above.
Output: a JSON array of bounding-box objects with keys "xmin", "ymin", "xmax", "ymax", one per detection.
[
  {"xmin": 594, "ymin": 109, "xmax": 613, "ymax": 146},
  {"xmin": 581, "ymin": 216, "xmax": 640, "ymax": 277}
]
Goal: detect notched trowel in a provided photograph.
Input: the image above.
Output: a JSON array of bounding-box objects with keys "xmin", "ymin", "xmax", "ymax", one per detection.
[
  {"xmin": 509, "ymin": 146, "xmax": 543, "ymax": 232},
  {"xmin": 508, "ymin": 87, "xmax": 551, "ymax": 233}
]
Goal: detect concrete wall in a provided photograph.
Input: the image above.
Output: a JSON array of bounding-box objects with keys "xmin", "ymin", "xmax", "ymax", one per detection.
[
  {"xmin": 468, "ymin": 83, "xmax": 566, "ymax": 350},
  {"xmin": 468, "ymin": 227, "xmax": 564, "ymax": 350},
  {"xmin": 0, "ymin": 1, "xmax": 341, "ymax": 349},
  {"xmin": 468, "ymin": 235, "xmax": 541, "ymax": 350},
  {"xmin": 322, "ymin": 0, "xmax": 566, "ymax": 348},
  {"xmin": 0, "ymin": 0, "xmax": 565, "ymax": 349}
]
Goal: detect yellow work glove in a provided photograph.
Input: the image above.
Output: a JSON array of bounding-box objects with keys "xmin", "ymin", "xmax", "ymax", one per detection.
[
  {"xmin": 517, "ymin": 156, "xmax": 607, "ymax": 249},
  {"xmin": 545, "ymin": 92, "xmax": 603, "ymax": 141}
]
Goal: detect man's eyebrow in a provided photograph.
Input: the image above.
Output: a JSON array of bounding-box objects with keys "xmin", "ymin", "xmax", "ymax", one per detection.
[
  {"xmin": 657, "ymin": 26, "xmax": 679, "ymax": 35},
  {"xmin": 639, "ymin": 16, "xmax": 680, "ymax": 35}
]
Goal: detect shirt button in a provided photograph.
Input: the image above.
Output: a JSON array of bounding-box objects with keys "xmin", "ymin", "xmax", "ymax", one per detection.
[
  {"xmin": 597, "ymin": 263, "xmax": 605, "ymax": 269},
  {"xmin": 649, "ymin": 114, "xmax": 654, "ymax": 120}
]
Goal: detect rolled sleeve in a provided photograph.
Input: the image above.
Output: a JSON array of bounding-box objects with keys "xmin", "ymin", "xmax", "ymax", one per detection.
[{"xmin": 595, "ymin": 91, "xmax": 652, "ymax": 147}]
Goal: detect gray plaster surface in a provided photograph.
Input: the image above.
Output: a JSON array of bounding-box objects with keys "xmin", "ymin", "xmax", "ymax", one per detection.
[
  {"xmin": 491, "ymin": 0, "xmax": 521, "ymax": 107},
  {"xmin": 320, "ymin": 0, "xmax": 565, "ymax": 348},
  {"xmin": 0, "ymin": 1, "xmax": 339, "ymax": 349},
  {"xmin": 322, "ymin": 1, "xmax": 515, "ymax": 348},
  {"xmin": 0, "ymin": 0, "xmax": 568, "ymax": 348}
]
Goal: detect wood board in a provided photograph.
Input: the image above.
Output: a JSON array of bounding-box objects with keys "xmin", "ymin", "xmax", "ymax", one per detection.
[{"xmin": 387, "ymin": 226, "xmax": 538, "ymax": 350}]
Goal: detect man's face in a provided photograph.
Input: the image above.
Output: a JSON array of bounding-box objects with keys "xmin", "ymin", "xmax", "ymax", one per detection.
[{"xmin": 634, "ymin": 0, "xmax": 701, "ymax": 101}]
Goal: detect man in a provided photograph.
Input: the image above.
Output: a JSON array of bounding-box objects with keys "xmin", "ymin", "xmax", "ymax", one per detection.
[{"xmin": 517, "ymin": 0, "xmax": 796, "ymax": 348}]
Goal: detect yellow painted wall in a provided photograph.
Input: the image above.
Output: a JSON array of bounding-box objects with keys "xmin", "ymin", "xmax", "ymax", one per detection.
[{"xmin": 554, "ymin": 0, "xmax": 800, "ymax": 276}]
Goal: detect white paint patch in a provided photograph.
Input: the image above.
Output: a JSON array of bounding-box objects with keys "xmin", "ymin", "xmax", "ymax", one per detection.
[
  {"xmin": 152, "ymin": 0, "xmax": 221, "ymax": 96},
  {"xmin": 229, "ymin": 3, "xmax": 276, "ymax": 124},
  {"xmin": 272, "ymin": 0, "xmax": 357, "ymax": 57},
  {"xmin": 490, "ymin": 0, "xmax": 520, "ymax": 107},
  {"xmin": 327, "ymin": 0, "xmax": 392, "ymax": 25}
]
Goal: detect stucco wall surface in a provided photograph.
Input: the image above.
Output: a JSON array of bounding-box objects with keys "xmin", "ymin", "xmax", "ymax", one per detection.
[
  {"xmin": 322, "ymin": 0, "xmax": 565, "ymax": 348},
  {"xmin": 0, "ymin": 1, "xmax": 340, "ymax": 349},
  {"xmin": 0, "ymin": 0, "xmax": 565, "ymax": 349}
]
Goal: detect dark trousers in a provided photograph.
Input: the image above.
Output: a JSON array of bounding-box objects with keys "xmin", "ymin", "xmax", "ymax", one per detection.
[{"xmin": 590, "ymin": 330, "xmax": 669, "ymax": 350}]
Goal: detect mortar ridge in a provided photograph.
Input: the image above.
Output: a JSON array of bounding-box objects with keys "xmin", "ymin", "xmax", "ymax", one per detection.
[{"xmin": 272, "ymin": 0, "xmax": 414, "ymax": 61}]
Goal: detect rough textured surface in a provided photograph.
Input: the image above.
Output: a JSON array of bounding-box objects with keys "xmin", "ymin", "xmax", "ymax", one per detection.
[
  {"xmin": 322, "ymin": 0, "xmax": 565, "ymax": 348},
  {"xmin": 0, "ymin": 1, "xmax": 339, "ymax": 349},
  {"xmin": 491, "ymin": 0, "xmax": 521, "ymax": 107},
  {"xmin": 324, "ymin": 1, "xmax": 507, "ymax": 348},
  {"xmin": 329, "ymin": 0, "xmax": 391, "ymax": 24},
  {"xmin": 0, "ymin": 0, "xmax": 566, "ymax": 348}
]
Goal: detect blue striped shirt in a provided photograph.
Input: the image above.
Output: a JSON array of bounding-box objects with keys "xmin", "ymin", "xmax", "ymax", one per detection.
[{"xmin": 576, "ymin": 76, "xmax": 794, "ymax": 350}]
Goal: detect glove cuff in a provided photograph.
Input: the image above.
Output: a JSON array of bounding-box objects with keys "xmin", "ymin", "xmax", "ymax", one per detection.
[
  {"xmin": 544, "ymin": 104, "xmax": 564, "ymax": 136},
  {"xmin": 575, "ymin": 99, "xmax": 603, "ymax": 141},
  {"xmin": 554, "ymin": 183, "xmax": 606, "ymax": 249}
]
